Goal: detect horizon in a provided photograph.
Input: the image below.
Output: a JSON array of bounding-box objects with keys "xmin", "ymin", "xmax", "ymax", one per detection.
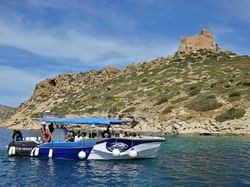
[{"xmin": 1, "ymin": 0, "xmax": 250, "ymax": 107}]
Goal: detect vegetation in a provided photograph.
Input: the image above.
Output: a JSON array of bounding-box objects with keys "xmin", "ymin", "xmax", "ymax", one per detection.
[
  {"xmin": 215, "ymin": 108, "xmax": 246, "ymax": 122},
  {"xmin": 154, "ymin": 96, "xmax": 169, "ymax": 106},
  {"xmin": 122, "ymin": 106, "xmax": 136, "ymax": 113},
  {"xmin": 16, "ymin": 49, "xmax": 250, "ymax": 128},
  {"xmin": 186, "ymin": 94, "xmax": 222, "ymax": 112},
  {"xmin": 162, "ymin": 106, "xmax": 173, "ymax": 114}
]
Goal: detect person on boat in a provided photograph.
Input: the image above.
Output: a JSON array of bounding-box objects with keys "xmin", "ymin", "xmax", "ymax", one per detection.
[
  {"xmin": 40, "ymin": 124, "xmax": 52, "ymax": 143},
  {"xmin": 65, "ymin": 130, "xmax": 75, "ymax": 142},
  {"xmin": 81, "ymin": 132, "xmax": 88, "ymax": 139},
  {"xmin": 119, "ymin": 131, "xmax": 124, "ymax": 138},
  {"xmin": 74, "ymin": 131, "xmax": 83, "ymax": 142},
  {"xmin": 124, "ymin": 131, "xmax": 129, "ymax": 137},
  {"xmin": 48, "ymin": 123, "xmax": 54, "ymax": 134},
  {"xmin": 12, "ymin": 129, "xmax": 23, "ymax": 141},
  {"xmin": 101, "ymin": 125, "xmax": 110, "ymax": 138},
  {"xmin": 105, "ymin": 124, "xmax": 115, "ymax": 138}
]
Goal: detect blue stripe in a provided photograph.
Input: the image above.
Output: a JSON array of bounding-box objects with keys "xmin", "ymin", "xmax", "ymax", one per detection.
[{"xmin": 38, "ymin": 141, "xmax": 97, "ymax": 148}]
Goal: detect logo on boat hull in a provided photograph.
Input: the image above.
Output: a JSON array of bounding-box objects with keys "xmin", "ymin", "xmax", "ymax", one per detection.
[{"xmin": 106, "ymin": 142, "xmax": 129, "ymax": 152}]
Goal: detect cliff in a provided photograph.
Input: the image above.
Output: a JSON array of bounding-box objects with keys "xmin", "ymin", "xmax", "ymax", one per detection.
[
  {"xmin": 4, "ymin": 30, "xmax": 250, "ymax": 135},
  {"xmin": 0, "ymin": 105, "xmax": 15, "ymax": 124}
]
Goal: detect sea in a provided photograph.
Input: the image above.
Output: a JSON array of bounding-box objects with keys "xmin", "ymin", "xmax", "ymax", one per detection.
[{"xmin": 0, "ymin": 128, "xmax": 249, "ymax": 187}]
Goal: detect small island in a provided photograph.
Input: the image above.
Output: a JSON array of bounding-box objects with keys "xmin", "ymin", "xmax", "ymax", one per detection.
[{"xmin": 2, "ymin": 30, "xmax": 250, "ymax": 136}]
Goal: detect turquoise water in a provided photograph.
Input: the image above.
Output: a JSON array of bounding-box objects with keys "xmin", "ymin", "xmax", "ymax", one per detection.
[{"xmin": 0, "ymin": 128, "xmax": 250, "ymax": 186}]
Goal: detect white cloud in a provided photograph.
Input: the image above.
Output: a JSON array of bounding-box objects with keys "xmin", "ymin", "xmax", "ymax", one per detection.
[
  {"xmin": 0, "ymin": 65, "xmax": 42, "ymax": 107},
  {"xmin": 0, "ymin": 17, "xmax": 177, "ymax": 68},
  {"xmin": 0, "ymin": 1, "xmax": 179, "ymax": 107}
]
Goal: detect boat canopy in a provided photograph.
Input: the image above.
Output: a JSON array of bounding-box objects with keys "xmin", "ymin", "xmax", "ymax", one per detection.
[{"xmin": 38, "ymin": 117, "xmax": 129, "ymax": 125}]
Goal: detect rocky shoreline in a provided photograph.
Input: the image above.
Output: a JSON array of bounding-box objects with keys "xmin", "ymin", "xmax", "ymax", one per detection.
[{"xmin": 3, "ymin": 114, "xmax": 250, "ymax": 136}]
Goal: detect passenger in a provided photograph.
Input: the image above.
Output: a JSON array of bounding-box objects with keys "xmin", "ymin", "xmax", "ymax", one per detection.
[
  {"xmin": 12, "ymin": 129, "xmax": 23, "ymax": 142},
  {"xmin": 103, "ymin": 132, "xmax": 109, "ymax": 138},
  {"xmin": 101, "ymin": 125, "xmax": 112, "ymax": 138},
  {"xmin": 124, "ymin": 131, "xmax": 128, "ymax": 137},
  {"xmin": 74, "ymin": 131, "xmax": 83, "ymax": 142},
  {"xmin": 107, "ymin": 124, "xmax": 116, "ymax": 138},
  {"xmin": 82, "ymin": 132, "xmax": 88, "ymax": 139},
  {"xmin": 65, "ymin": 130, "xmax": 75, "ymax": 142},
  {"xmin": 48, "ymin": 123, "xmax": 54, "ymax": 134},
  {"xmin": 106, "ymin": 125, "xmax": 112, "ymax": 138},
  {"xmin": 41, "ymin": 125, "xmax": 52, "ymax": 143},
  {"xmin": 136, "ymin": 133, "xmax": 142, "ymax": 138},
  {"xmin": 92, "ymin": 132, "xmax": 97, "ymax": 138},
  {"xmin": 89, "ymin": 132, "xmax": 97, "ymax": 139},
  {"xmin": 119, "ymin": 131, "xmax": 124, "ymax": 138}
]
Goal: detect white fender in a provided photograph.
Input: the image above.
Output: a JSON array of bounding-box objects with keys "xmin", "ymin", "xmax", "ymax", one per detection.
[
  {"xmin": 34, "ymin": 148, "xmax": 39, "ymax": 156},
  {"xmin": 78, "ymin": 151, "xmax": 86, "ymax": 159},
  {"xmin": 11, "ymin": 146, "xmax": 16, "ymax": 155},
  {"xmin": 48, "ymin": 149, "xmax": 53, "ymax": 158},
  {"xmin": 8, "ymin": 147, "xmax": 12, "ymax": 156},
  {"xmin": 30, "ymin": 148, "xmax": 35, "ymax": 156},
  {"xmin": 8, "ymin": 146, "xmax": 15, "ymax": 156},
  {"xmin": 112, "ymin": 149, "xmax": 120, "ymax": 157},
  {"xmin": 128, "ymin": 149, "xmax": 137, "ymax": 158}
]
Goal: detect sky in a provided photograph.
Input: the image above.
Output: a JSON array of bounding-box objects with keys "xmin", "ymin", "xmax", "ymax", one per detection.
[{"xmin": 0, "ymin": 0, "xmax": 250, "ymax": 107}]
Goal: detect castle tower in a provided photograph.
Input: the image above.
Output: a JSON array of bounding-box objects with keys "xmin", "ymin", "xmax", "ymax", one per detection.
[{"xmin": 177, "ymin": 29, "xmax": 218, "ymax": 53}]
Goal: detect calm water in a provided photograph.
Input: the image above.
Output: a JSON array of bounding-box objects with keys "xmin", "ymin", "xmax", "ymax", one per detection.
[{"xmin": 0, "ymin": 128, "xmax": 250, "ymax": 187}]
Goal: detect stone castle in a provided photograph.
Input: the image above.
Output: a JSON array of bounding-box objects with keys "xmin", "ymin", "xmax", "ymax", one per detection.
[{"xmin": 177, "ymin": 29, "xmax": 218, "ymax": 53}]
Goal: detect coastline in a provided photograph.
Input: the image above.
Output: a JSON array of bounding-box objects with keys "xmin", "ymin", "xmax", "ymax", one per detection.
[
  {"xmin": 2, "ymin": 126, "xmax": 250, "ymax": 137},
  {"xmin": 2, "ymin": 109, "xmax": 250, "ymax": 136}
]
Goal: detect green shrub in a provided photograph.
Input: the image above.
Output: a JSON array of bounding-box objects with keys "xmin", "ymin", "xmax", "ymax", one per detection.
[
  {"xmin": 105, "ymin": 95, "xmax": 115, "ymax": 100},
  {"xmin": 141, "ymin": 78, "xmax": 148, "ymax": 83},
  {"xmin": 210, "ymin": 83, "xmax": 216, "ymax": 88},
  {"xmin": 85, "ymin": 107, "xmax": 97, "ymax": 114},
  {"xmin": 228, "ymin": 92, "xmax": 241, "ymax": 102},
  {"xmin": 186, "ymin": 94, "xmax": 222, "ymax": 112},
  {"xmin": 243, "ymin": 82, "xmax": 250, "ymax": 87},
  {"xmin": 154, "ymin": 96, "xmax": 168, "ymax": 105},
  {"xmin": 161, "ymin": 106, "xmax": 173, "ymax": 114},
  {"xmin": 171, "ymin": 97, "xmax": 189, "ymax": 104},
  {"xmin": 110, "ymin": 101, "xmax": 126, "ymax": 111},
  {"xmin": 187, "ymin": 86, "xmax": 201, "ymax": 96},
  {"xmin": 31, "ymin": 113, "xmax": 41, "ymax": 118},
  {"xmin": 215, "ymin": 108, "xmax": 245, "ymax": 122},
  {"xmin": 122, "ymin": 106, "xmax": 136, "ymax": 113}
]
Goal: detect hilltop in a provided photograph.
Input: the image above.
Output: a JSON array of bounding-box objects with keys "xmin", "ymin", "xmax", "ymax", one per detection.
[{"xmin": 4, "ymin": 30, "xmax": 250, "ymax": 135}]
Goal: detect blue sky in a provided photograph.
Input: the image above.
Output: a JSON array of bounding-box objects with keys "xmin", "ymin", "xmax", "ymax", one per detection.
[{"xmin": 0, "ymin": 0, "xmax": 250, "ymax": 107}]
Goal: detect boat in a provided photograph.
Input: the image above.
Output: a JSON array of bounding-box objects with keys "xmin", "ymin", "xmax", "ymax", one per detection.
[{"xmin": 7, "ymin": 117, "xmax": 165, "ymax": 160}]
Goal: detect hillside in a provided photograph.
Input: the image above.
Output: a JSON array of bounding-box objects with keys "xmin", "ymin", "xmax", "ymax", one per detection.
[
  {"xmin": 4, "ymin": 30, "xmax": 250, "ymax": 135},
  {"xmin": 0, "ymin": 105, "xmax": 15, "ymax": 124}
]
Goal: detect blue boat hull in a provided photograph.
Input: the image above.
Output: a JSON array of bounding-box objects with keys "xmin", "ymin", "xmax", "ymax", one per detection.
[
  {"xmin": 36, "ymin": 141, "xmax": 96, "ymax": 159},
  {"xmin": 9, "ymin": 137, "xmax": 165, "ymax": 160}
]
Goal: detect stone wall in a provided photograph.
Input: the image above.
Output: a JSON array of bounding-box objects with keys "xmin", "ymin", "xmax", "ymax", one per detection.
[{"xmin": 177, "ymin": 29, "xmax": 218, "ymax": 53}]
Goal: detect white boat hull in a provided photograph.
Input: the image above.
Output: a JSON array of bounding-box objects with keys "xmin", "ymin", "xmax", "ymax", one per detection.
[{"xmin": 88, "ymin": 138, "xmax": 164, "ymax": 160}]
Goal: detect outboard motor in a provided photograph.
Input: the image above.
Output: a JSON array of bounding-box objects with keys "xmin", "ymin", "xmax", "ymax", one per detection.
[{"xmin": 8, "ymin": 141, "xmax": 39, "ymax": 156}]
